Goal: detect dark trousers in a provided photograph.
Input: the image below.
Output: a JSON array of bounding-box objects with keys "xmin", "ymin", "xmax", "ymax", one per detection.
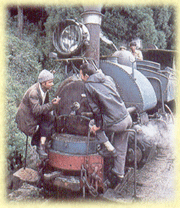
[
  {"xmin": 96, "ymin": 114, "xmax": 132, "ymax": 175},
  {"xmin": 31, "ymin": 114, "xmax": 55, "ymax": 147}
]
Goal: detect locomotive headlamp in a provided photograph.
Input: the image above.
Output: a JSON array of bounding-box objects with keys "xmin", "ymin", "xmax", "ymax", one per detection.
[{"xmin": 53, "ymin": 19, "xmax": 90, "ymax": 57}]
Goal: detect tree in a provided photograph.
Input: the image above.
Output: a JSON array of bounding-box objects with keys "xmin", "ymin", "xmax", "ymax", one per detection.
[
  {"xmin": 153, "ymin": 6, "xmax": 176, "ymax": 49},
  {"xmin": 17, "ymin": 6, "xmax": 23, "ymax": 39},
  {"xmin": 100, "ymin": 5, "xmax": 175, "ymax": 55}
]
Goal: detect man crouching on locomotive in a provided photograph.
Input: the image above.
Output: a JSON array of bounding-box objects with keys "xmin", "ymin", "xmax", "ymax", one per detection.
[
  {"xmin": 16, "ymin": 69, "xmax": 60, "ymax": 158},
  {"xmin": 80, "ymin": 63, "xmax": 132, "ymax": 180}
]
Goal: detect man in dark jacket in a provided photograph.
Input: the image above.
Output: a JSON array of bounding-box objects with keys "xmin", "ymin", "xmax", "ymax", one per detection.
[
  {"xmin": 16, "ymin": 69, "xmax": 60, "ymax": 157},
  {"xmin": 80, "ymin": 63, "xmax": 132, "ymax": 179}
]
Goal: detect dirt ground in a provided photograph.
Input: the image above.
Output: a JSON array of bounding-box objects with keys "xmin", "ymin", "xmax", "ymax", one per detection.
[{"xmin": 135, "ymin": 145, "xmax": 175, "ymax": 202}]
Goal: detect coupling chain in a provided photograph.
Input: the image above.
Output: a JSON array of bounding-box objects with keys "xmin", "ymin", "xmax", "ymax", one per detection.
[{"xmin": 81, "ymin": 165, "xmax": 98, "ymax": 197}]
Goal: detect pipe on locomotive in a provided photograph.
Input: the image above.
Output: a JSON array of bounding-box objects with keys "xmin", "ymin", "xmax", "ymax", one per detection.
[{"xmin": 81, "ymin": 6, "xmax": 103, "ymax": 67}]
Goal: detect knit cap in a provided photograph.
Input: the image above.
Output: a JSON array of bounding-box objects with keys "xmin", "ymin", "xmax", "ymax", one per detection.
[
  {"xmin": 130, "ymin": 41, "xmax": 137, "ymax": 47},
  {"xmin": 38, "ymin": 69, "xmax": 54, "ymax": 83}
]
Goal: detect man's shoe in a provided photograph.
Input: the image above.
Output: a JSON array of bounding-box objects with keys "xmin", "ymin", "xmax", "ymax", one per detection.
[
  {"xmin": 111, "ymin": 168, "xmax": 124, "ymax": 180},
  {"xmin": 37, "ymin": 145, "xmax": 48, "ymax": 158},
  {"xmin": 98, "ymin": 147, "xmax": 118, "ymax": 157}
]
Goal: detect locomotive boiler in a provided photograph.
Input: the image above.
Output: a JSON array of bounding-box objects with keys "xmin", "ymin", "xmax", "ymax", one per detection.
[{"xmin": 42, "ymin": 7, "xmax": 176, "ymax": 197}]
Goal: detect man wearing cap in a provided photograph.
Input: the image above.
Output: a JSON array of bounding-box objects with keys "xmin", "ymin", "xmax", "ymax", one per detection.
[
  {"xmin": 130, "ymin": 41, "xmax": 143, "ymax": 60},
  {"xmin": 16, "ymin": 69, "xmax": 60, "ymax": 158}
]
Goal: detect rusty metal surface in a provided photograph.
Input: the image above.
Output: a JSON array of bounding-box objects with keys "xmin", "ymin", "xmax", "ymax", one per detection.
[
  {"xmin": 48, "ymin": 150, "xmax": 85, "ymax": 170},
  {"xmin": 48, "ymin": 150, "xmax": 105, "ymax": 191},
  {"xmin": 83, "ymin": 24, "xmax": 101, "ymax": 67},
  {"xmin": 82, "ymin": 8, "xmax": 102, "ymax": 67},
  {"xmin": 48, "ymin": 150, "xmax": 103, "ymax": 171}
]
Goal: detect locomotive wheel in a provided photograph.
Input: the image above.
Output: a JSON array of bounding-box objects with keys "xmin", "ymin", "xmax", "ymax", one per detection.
[
  {"xmin": 127, "ymin": 145, "xmax": 143, "ymax": 164},
  {"xmin": 126, "ymin": 133, "xmax": 156, "ymax": 169}
]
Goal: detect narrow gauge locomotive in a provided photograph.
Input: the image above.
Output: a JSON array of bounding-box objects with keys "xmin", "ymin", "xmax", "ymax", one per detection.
[{"xmin": 42, "ymin": 7, "xmax": 176, "ymax": 197}]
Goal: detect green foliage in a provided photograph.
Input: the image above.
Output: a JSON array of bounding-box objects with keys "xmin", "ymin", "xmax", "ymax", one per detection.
[
  {"xmin": 153, "ymin": 6, "xmax": 176, "ymax": 49},
  {"xmin": 6, "ymin": 13, "xmax": 45, "ymax": 171},
  {"xmin": 101, "ymin": 5, "xmax": 175, "ymax": 54},
  {"xmin": 6, "ymin": 31, "xmax": 42, "ymax": 171},
  {"xmin": 6, "ymin": 12, "xmax": 65, "ymax": 172}
]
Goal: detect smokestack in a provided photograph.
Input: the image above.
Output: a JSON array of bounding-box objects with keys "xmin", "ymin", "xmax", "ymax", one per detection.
[{"xmin": 82, "ymin": 6, "xmax": 102, "ymax": 67}]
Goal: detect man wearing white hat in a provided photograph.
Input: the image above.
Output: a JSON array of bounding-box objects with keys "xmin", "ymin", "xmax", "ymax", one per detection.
[{"xmin": 16, "ymin": 69, "xmax": 60, "ymax": 158}]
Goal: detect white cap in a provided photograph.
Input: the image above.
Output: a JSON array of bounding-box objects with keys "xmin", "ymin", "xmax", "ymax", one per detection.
[{"xmin": 38, "ymin": 69, "xmax": 54, "ymax": 83}]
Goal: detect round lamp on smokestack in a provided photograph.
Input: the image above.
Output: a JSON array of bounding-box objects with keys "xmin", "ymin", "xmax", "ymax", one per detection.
[{"xmin": 53, "ymin": 19, "xmax": 90, "ymax": 57}]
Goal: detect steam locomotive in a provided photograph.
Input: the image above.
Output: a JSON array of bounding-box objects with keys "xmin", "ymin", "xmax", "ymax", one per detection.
[{"xmin": 42, "ymin": 8, "xmax": 176, "ymax": 198}]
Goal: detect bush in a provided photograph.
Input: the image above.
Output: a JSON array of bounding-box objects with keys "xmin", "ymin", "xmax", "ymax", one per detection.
[{"xmin": 6, "ymin": 29, "xmax": 43, "ymax": 172}]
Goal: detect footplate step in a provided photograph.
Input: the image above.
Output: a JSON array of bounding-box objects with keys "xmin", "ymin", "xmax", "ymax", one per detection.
[{"xmin": 114, "ymin": 167, "xmax": 134, "ymax": 194}]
